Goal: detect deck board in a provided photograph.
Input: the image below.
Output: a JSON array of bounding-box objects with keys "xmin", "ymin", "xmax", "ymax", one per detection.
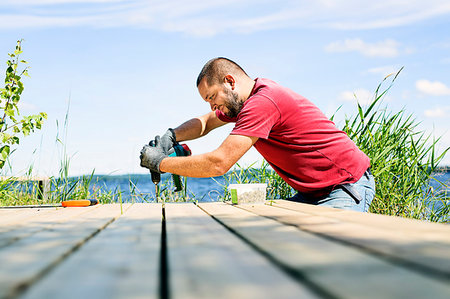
[
  {"xmin": 165, "ymin": 203, "xmax": 316, "ymax": 299},
  {"xmin": 249, "ymin": 200, "xmax": 450, "ymax": 276},
  {"xmin": 0, "ymin": 206, "xmax": 112, "ymax": 249},
  {"xmin": 0, "ymin": 204, "xmax": 127, "ymax": 299},
  {"xmin": 198, "ymin": 202, "xmax": 450, "ymax": 299},
  {"xmin": 0, "ymin": 201, "xmax": 448, "ymax": 299},
  {"xmin": 271, "ymin": 200, "xmax": 450, "ymax": 242},
  {"xmin": 20, "ymin": 203, "xmax": 161, "ymax": 299}
]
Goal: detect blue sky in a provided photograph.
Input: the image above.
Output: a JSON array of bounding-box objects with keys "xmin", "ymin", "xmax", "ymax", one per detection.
[{"xmin": 1, "ymin": 0, "xmax": 449, "ymax": 176}]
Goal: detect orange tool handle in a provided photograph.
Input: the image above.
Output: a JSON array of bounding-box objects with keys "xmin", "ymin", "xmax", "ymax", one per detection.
[{"xmin": 61, "ymin": 199, "xmax": 98, "ymax": 207}]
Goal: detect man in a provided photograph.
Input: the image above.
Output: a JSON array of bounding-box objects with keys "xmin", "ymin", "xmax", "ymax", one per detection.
[{"xmin": 140, "ymin": 57, "xmax": 375, "ymax": 212}]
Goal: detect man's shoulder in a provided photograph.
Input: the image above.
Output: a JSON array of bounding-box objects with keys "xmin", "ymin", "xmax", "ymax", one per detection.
[{"xmin": 253, "ymin": 78, "xmax": 280, "ymax": 91}]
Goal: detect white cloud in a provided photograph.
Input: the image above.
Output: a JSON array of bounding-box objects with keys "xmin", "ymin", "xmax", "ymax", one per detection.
[
  {"xmin": 1, "ymin": 1, "xmax": 450, "ymax": 36},
  {"xmin": 416, "ymin": 79, "xmax": 450, "ymax": 96},
  {"xmin": 325, "ymin": 1, "xmax": 450, "ymax": 30},
  {"xmin": 366, "ymin": 65, "xmax": 399, "ymax": 76},
  {"xmin": 424, "ymin": 106, "xmax": 450, "ymax": 118},
  {"xmin": 338, "ymin": 88, "xmax": 373, "ymax": 105},
  {"xmin": 325, "ymin": 39, "xmax": 400, "ymax": 58}
]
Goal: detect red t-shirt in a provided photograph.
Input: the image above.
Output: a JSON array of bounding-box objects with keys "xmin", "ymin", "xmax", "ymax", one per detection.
[{"xmin": 216, "ymin": 78, "xmax": 370, "ymax": 197}]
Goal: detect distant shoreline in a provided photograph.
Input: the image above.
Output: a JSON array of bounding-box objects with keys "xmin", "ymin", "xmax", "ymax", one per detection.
[{"xmin": 435, "ymin": 166, "xmax": 450, "ymax": 173}]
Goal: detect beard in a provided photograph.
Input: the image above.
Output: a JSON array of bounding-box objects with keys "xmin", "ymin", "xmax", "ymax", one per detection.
[{"xmin": 223, "ymin": 87, "xmax": 244, "ymax": 118}]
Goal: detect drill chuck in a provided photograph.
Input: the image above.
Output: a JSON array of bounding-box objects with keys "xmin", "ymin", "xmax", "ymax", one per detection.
[{"xmin": 151, "ymin": 171, "xmax": 161, "ymax": 185}]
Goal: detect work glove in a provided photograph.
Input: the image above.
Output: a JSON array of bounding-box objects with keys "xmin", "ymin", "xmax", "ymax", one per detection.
[
  {"xmin": 159, "ymin": 128, "xmax": 177, "ymax": 154},
  {"xmin": 140, "ymin": 136, "xmax": 167, "ymax": 173}
]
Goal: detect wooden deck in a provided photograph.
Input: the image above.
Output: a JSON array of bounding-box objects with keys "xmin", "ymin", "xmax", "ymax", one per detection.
[{"xmin": 0, "ymin": 201, "xmax": 449, "ymax": 299}]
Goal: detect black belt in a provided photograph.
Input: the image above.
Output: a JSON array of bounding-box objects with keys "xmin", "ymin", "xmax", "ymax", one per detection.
[{"xmin": 336, "ymin": 168, "xmax": 371, "ymax": 204}]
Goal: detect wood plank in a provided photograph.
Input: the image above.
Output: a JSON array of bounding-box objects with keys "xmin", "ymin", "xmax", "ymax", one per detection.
[
  {"xmin": 0, "ymin": 206, "xmax": 114, "ymax": 249},
  {"xmin": 20, "ymin": 203, "xmax": 161, "ymax": 299},
  {"xmin": 165, "ymin": 203, "xmax": 317, "ymax": 299},
  {"xmin": 0, "ymin": 208, "xmax": 62, "ymax": 225},
  {"xmin": 254, "ymin": 201, "xmax": 450, "ymax": 276},
  {"xmin": 198, "ymin": 202, "xmax": 450, "ymax": 299},
  {"xmin": 271, "ymin": 200, "xmax": 450, "ymax": 242},
  {"xmin": 0, "ymin": 204, "xmax": 128, "ymax": 299}
]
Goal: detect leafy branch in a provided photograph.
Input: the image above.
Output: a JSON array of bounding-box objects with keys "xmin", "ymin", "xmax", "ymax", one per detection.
[{"xmin": 0, "ymin": 40, "xmax": 47, "ymax": 169}]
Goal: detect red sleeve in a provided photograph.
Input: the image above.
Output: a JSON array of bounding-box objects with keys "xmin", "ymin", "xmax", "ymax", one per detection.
[{"xmin": 230, "ymin": 96, "xmax": 280, "ymax": 139}]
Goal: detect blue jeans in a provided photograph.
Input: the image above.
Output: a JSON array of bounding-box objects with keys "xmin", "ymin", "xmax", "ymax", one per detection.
[{"xmin": 287, "ymin": 169, "xmax": 375, "ymax": 212}]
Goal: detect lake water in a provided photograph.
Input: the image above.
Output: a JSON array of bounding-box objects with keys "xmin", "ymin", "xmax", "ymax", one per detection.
[
  {"xmin": 89, "ymin": 173, "xmax": 228, "ymax": 202},
  {"xmin": 88, "ymin": 171, "xmax": 450, "ymax": 203}
]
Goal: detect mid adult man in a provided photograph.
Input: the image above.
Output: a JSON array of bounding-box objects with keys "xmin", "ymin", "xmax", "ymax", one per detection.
[{"xmin": 140, "ymin": 57, "xmax": 375, "ymax": 212}]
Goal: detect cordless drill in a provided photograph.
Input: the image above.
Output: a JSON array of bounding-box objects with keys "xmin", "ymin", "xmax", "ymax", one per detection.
[{"xmin": 150, "ymin": 142, "xmax": 192, "ymax": 198}]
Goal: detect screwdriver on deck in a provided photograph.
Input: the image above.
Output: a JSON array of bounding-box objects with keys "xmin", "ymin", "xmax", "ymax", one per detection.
[
  {"xmin": 61, "ymin": 199, "xmax": 99, "ymax": 207},
  {"xmin": 0, "ymin": 199, "xmax": 99, "ymax": 209}
]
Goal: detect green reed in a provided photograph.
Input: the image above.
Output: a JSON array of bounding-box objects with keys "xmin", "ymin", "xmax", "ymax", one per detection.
[
  {"xmin": 340, "ymin": 69, "xmax": 449, "ymax": 222},
  {"xmin": 0, "ymin": 100, "xmax": 126, "ymax": 206},
  {"xmin": 155, "ymin": 176, "xmax": 196, "ymax": 203}
]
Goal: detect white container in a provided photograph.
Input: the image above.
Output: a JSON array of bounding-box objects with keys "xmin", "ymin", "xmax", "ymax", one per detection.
[{"xmin": 228, "ymin": 183, "xmax": 267, "ymax": 204}]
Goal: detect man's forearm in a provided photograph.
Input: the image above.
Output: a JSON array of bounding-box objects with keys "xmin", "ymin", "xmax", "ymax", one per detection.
[
  {"xmin": 159, "ymin": 153, "xmax": 229, "ymax": 178},
  {"xmin": 158, "ymin": 134, "xmax": 257, "ymax": 178},
  {"xmin": 172, "ymin": 118, "xmax": 205, "ymax": 142},
  {"xmin": 173, "ymin": 111, "xmax": 226, "ymax": 142}
]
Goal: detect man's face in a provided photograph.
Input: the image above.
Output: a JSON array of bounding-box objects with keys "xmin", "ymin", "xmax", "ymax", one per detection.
[{"xmin": 198, "ymin": 78, "xmax": 243, "ymax": 118}]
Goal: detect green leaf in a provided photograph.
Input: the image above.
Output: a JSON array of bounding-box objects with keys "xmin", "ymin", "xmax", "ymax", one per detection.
[
  {"xmin": 0, "ymin": 145, "xmax": 10, "ymax": 160},
  {"xmin": 5, "ymin": 108, "xmax": 15, "ymax": 117},
  {"xmin": 2, "ymin": 132, "xmax": 10, "ymax": 143}
]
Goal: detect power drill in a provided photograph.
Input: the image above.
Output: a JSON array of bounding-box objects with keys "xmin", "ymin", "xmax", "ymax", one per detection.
[{"xmin": 150, "ymin": 142, "xmax": 192, "ymax": 199}]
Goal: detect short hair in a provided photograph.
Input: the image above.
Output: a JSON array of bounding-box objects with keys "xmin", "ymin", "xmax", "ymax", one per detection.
[{"xmin": 196, "ymin": 57, "xmax": 248, "ymax": 87}]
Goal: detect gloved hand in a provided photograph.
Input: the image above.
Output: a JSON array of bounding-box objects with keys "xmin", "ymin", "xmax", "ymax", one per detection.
[
  {"xmin": 159, "ymin": 128, "xmax": 177, "ymax": 154},
  {"xmin": 140, "ymin": 136, "xmax": 167, "ymax": 173}
]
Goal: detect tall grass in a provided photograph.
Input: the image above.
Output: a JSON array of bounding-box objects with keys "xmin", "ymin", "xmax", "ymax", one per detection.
[
  {"xmin": 340, "ymin": 69, "xmax": 449, "ymax": 222},
  {"xmin": 0, "ymin": 101, "xmax": 127, "ymax": 206}
]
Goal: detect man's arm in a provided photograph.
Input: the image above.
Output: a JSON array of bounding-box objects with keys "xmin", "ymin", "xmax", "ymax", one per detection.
[
  {"xmin": 173, "ymin": 111, "xmax": 227, "ymax": 142},
  {"xmin": 159, "ymin": 134, "xmax": 258, "ymax": 177}
]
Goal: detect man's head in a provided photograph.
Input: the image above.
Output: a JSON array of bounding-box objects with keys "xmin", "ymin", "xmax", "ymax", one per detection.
[{"xmin": 197, "ymin": 57, "xmax": 254, "ymax": 118}]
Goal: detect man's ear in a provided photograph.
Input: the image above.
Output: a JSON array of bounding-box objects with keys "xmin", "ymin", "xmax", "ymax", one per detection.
[{"xmin": 224, "ymin": 74, "xmax": 236, "ymax": 90}]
